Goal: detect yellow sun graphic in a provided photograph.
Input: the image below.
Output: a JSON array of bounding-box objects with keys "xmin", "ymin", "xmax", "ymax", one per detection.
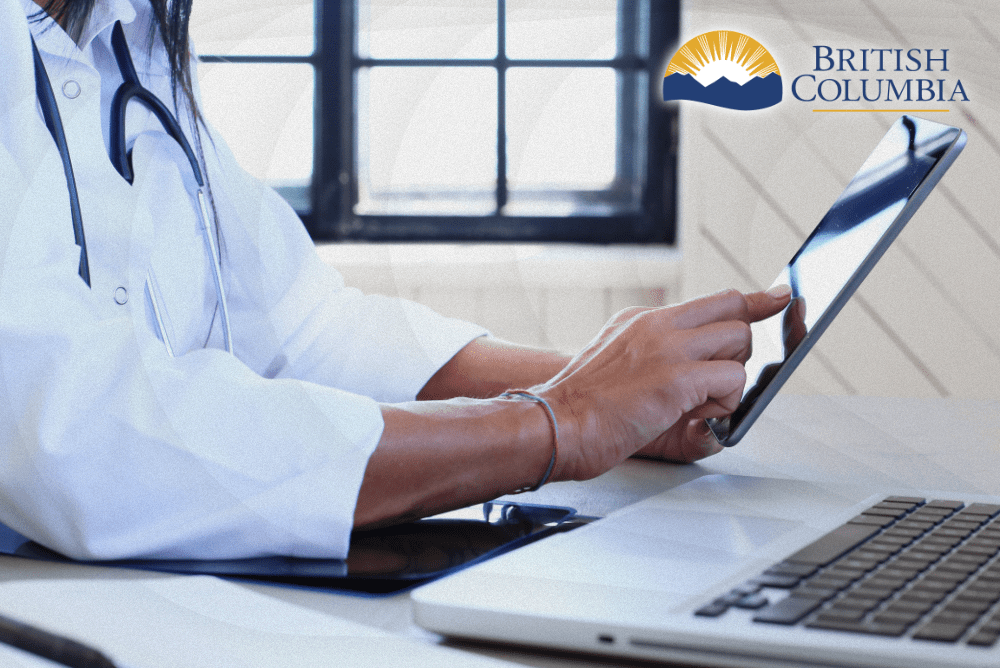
[{"xmin": 666, "ymin": 31, "xmax": 780, "ymax": 87}]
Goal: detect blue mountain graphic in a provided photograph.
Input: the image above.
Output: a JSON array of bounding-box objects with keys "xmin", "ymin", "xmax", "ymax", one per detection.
[{"xmin": 662, "ymin": 72, "xmax": 782, "ymax": 110}]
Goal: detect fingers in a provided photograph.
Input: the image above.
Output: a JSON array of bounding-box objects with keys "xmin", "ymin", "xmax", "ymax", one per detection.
[
  {"xmin": 680, "ymin": 319, "xmax": 752, "ymax": 363},
  {"xmin": 634, "ymin": 419, "xmax": 724, "ymax": 464},
  {"xmin": 673, "ymin": 359, "xmax": 746, "ymax": 416},
  {"xmin": 668, "ymin": 284, "xmax": 791, "ymax": 330},
  {"xmin": 669, "ymin": 289, "xmax": 751, "ymax": 329}
]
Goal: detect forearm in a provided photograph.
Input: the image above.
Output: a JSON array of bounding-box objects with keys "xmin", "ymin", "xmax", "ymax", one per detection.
[
  {"xmin": 417, "ymin": 336, "xmax": 572, "ymax": 400},
  {"xmin": 357, "ymin": 289, "xmax": 792, "ymax": 529},
  {"xmin": 354, "ymin": 397, "xmax": 553, "ymax": 528}
]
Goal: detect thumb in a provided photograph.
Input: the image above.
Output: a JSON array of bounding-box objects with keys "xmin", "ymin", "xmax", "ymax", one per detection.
[{"xmin": 674, "ymin": 419, "xmax": 725, "ymax": 463}]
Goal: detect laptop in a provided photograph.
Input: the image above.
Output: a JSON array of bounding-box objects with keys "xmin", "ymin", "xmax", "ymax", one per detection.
[
  {"xmin": 411, "ymin": 118, "xmax": 997, "ymax": 667},
  {"xmin": 413, "ymin": 475, "xmax": 1000, "ymax": 667}
]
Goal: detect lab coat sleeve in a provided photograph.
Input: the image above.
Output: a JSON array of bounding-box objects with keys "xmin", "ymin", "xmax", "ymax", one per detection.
[{"xmin": 203, "ymin": 135, "xmax": 489, "ymax": 403}]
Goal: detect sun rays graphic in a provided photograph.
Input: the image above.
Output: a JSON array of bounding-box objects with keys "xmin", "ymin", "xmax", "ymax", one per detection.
[
  {"xmin": 667, "ymin": 31, "xmax": 780, "ymax": 86},
  {"xmin": 663, "ymin": 30, "xmax": 782, "ymax": 110}
]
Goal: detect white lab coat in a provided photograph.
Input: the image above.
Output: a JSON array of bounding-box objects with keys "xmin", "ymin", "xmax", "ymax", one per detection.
[{"xmin": 0, "ymin": 0, "xmax": 486, "ymax": 560}]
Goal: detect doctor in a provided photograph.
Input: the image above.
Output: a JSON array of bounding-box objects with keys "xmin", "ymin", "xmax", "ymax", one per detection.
[{"xmin": 0, "ymin": 0, "xmax": 791, "ymax": 561}]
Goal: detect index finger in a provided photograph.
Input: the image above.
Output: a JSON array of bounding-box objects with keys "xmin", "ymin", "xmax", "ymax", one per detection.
[
  {"xmin": 668, "ymin": 289, "xmax": 752, "ymax": 330},
  {"xmin": 670, "ymin": 285, "xmax": 789, "ymax": 330}
]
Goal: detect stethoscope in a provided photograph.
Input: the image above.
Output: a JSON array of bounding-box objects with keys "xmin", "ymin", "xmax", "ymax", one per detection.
[{"xmin": 30, "ymin": 20, "xmax": 232, "ymax": 356}]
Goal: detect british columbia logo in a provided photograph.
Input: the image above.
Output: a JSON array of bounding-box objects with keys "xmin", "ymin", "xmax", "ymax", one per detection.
[{"xmin": 663, "ymin": 31, "xmax": 782, "ymax": 111}]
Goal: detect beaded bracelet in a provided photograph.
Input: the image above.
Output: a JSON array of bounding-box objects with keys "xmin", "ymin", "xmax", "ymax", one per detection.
[{"xmin": 500, "ymin": 390, "xmax": 559, "ymax": 493}]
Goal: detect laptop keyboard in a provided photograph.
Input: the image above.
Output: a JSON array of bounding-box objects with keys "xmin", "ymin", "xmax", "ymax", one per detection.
[{"xmin": 695, "ymin": 496, "xmax": 1000, "ymax": 646}]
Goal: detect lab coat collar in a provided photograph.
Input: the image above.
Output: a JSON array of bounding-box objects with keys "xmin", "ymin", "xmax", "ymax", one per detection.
[
  {"xmin": 77, "ymin": 0, "xmax": 138, "ymax": 53},
  {"xmin": 19, "ymin": 0, "xmax": 169, "ymax": 80},
  {"xmin": 19, "ymin": 0, "xmax": 137, "ymax": 54}
]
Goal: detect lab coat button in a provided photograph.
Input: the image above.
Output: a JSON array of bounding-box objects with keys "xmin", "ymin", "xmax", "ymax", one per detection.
[
  {"xmin": 114, "ymin": 287, "xmax": 128, "ymax": 305},
  {"xmin": 62, "ymin": 80, "xmax": 81, "ymax": 99}
]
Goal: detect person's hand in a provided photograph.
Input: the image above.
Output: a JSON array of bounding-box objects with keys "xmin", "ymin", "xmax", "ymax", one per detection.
[{"xmin": 534, "ymin": 286, "xmax": 791, "ymax": 480}]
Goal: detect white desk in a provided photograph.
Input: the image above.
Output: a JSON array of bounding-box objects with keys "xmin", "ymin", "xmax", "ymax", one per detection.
[{"xmin": 0, "ymin": 395, "xmax": 997, "ymax": 667}]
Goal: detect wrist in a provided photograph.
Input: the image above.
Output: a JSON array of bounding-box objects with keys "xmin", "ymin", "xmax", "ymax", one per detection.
[
  {"xmin": 530, "ymin": 383, "xmax": 590, "ymax": 483},
  {"xmin": 360, "ymin": 397, "xmax": 558, "ymax": 526},
  {"xmin": 498, "ymin": 391, "xmax": 559, "ymax": 492}
]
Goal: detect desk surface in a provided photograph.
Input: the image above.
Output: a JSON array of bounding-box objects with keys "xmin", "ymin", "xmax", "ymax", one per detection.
[{"xmin": 0, "ymin": 394, "xmax": 997, "ymax": 668}]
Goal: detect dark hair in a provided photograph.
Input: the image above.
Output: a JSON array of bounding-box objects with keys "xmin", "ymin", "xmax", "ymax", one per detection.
[{"xmin": 35, "ymin": 0, "xmax": 198, "ymax": 117}]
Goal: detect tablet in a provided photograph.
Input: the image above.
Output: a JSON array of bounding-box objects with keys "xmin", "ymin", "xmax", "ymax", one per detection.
[
  {"xmin": 708, "ymin": 115, "xmax": 967, "ymax": 447},
  {"xmin": 0, "ymin": 502, "xmax": 591, "ymax": 595}
]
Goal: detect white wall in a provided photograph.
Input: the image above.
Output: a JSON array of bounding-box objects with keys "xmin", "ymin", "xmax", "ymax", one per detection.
[
  {"xmin": 316, "ymin": 243, "xmax": 681, "ymax": 354},
  {"xmin": 319, "ymin": 0, "xmax": 1000, "ymax": 400}
]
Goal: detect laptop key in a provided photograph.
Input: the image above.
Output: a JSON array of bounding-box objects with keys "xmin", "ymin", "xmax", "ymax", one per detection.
[
  {"xmin": 833, "ymin": 596, "xmax": 881, "ymax": 612},
  {"xmin": 962, "ymin": 503, "xmax": 1000, "ymax": 517},
  {"xmin": 753, "ymin": 595, "xmax": 824, "ymax": 625},
  {"xmin": 912, "ymin": 622, "xmax": 969, "ymax": 643},
  {"xmin": 845, "ymin": 586, "xmax": 894, "ymax": 605},
  {"xmin": 910, "ymin": 579, "xmax": 959, "ymax": 595},
  {"xmin": 764, "ymin": 562, "xmax": 818, "ymax": 578},
  {"xmin": 872, "ymin": 500, "xmax": 918, "ymax": 509},
  {"xmin": 912, "ymin": 507, "xmax": 954, "ymax": 519},
  {"xmin": 966, "ymin": 629, "xmax": 1000, "ymax": 647},
  {"xmin": 806, "ymin": 575, "xmax": 857, "ymax": 590},
  {"xmin": 831, "ymin": 557, "xmax": 882, "ymax": 572},
  {"xmin": 849, "ymin": 514, "xmax": 894, "ymax": 527},
  {"xmin": 814, "ymin": 608, "xmax": 865, "ymax": 623},
  {"xmin": 730, "ymin": 582, "xmax": 762, "ymax": 596},
  {"xmin": 871, "ymin": 611, "xmax": 922, "ymax": 627},
  {"xmin": 694, "ymin": 602, "xmax": 729, "ymax": 618},
  {"xmin": 885, "ymin": 496, "xmax": 925, "ymax": 505},
  {"xmin": 805, "ymin": 619, "xmax": 907, "ymax": 637},
  {"xmin": 732, "ymin": 593, "xmax": 769, "ymax": 610},
  {"xmin": 926, "ymin": 500, "xmax": 965, "ymax": 510},
  {"xmin": 882, "ymin": 600, "xmax": 933, "ymax": 617},
  {"xmin": 713, "ymin": 591, "xmax": 746, "ymax": 606},
  {"xmin": 790, "ymin": 586, "xmax": 838, "ymax": 601},
  {"xmin": 753, "ymin": 573, "xmax": 801, "ymax": 588},
  {"xmin": 863, "ymin": 508, "xmax": 909, "ymax": 518}
]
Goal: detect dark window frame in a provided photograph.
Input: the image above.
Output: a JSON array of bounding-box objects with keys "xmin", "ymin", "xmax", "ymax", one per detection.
[{"xmin": 202, "ymin": 0, "xmax": 679, "ymax": 244}]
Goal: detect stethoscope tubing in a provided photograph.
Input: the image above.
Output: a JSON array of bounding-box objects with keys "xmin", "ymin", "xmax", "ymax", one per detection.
[
  {"xmin": 31, "ymin": 39, "xmax": 90, "ymax": 287},
  {"xmin": 108, "ymin": 22, "xmax": 203, "ymax": 187}
]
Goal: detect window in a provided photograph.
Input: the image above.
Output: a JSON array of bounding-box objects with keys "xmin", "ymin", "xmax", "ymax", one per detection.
[
  {"xmin": 190, "ymin": 0, "xmax": 316, "ymax": 213},
  {"xmin": 192, "ymin": 1, "xmax": 678, "ymax": 243}
]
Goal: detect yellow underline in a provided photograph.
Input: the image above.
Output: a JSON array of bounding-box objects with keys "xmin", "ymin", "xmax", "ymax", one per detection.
[{"xmin": 813, "ymin": 109, "xmax": 950, "ymax": 113}]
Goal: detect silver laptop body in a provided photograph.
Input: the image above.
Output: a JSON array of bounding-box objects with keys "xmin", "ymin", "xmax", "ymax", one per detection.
[{"xmin": 414, "ymin": 474, "xmax": 1000, "ymax": 667}]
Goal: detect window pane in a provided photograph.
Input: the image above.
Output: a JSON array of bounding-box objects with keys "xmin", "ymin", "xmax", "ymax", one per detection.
[
  {"xmin": 506, "ymin": 0, "xmax": 617, "ymax": 60},
  {"xmin": 196, "ymin": 63, "xmax": 314, "ymax": 186},
  {"xmin": 506, "ymin": 67, "xmax": 616, "ymax": 194},
  {"xmin": 190, "ymin": 0, "xmax": 314, "ymax": 56},
  {"xmin": 356, "ymin": 67, "xmax": 497, "ymax": 215},
  {"xmin": 357, "ymin": 0, "xmax": 496, "ymax": 59}
]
